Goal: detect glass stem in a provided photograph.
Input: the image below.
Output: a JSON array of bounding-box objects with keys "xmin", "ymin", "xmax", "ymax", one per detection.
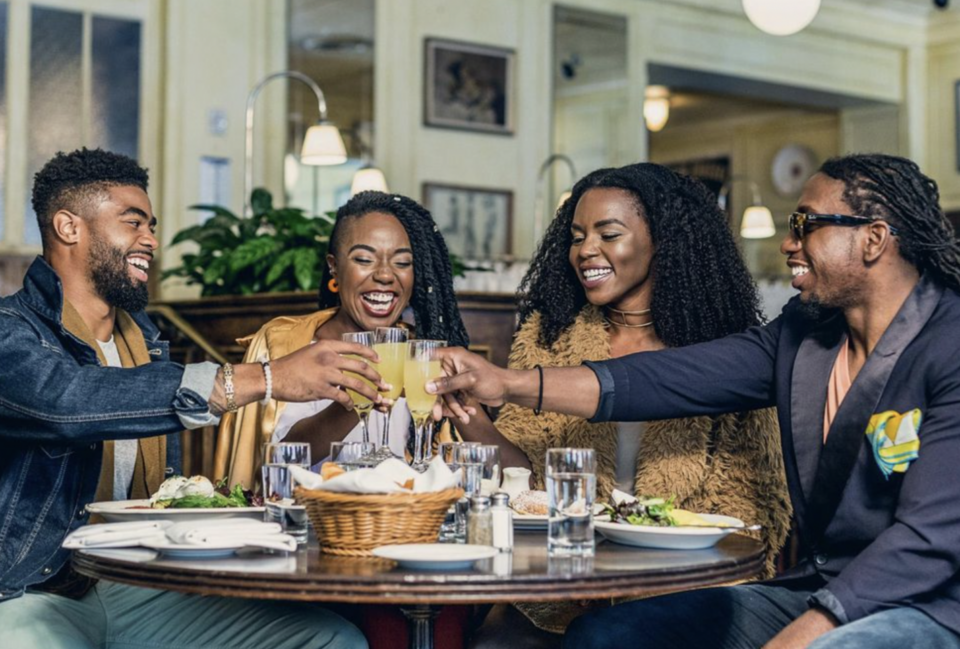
[
  {"xmin": 413, "ymin": 420, "xmax": 425, "ymax": 467},
  {"xmin": 381, "ymin": 406, "xmax": 392, "ymax": 450},
  {"xmin": 359, "ymin": 412, "xmax": 370, "ymax": 445}
]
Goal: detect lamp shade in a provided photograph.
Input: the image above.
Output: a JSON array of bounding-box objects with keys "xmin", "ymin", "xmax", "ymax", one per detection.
[
  {"xmin": 742, "ymin": 0, "xmax": 821, "ymax": 36},
  {"xmin": 556, "ymin": 190, "xmax": 573, "ymax": 210},
  {"xmin": 740, "ymin": 206, "xmax": 777, "ymax": 239},
  {"xmin": 300, "ymin": 122, "xmax": 347, "ymax": 165},
  {"xmin": 351, "ymin": 165, "xmax": 389, "ymax": 195},
  {"xmin": 644, "ymin": 86, "xmax": 670, "ymax": 133}
]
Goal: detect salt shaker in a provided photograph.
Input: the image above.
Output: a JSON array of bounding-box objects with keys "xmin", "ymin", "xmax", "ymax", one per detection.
[
  {"xmin": 467, "ymin": 495, "xmax": 493, "ymax": 546},
  {"xmin": 491, "ymin": 492, "xmax": 514, "ymax": 552}
]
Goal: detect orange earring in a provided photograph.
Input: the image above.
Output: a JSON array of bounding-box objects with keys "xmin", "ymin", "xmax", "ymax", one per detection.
[{"xmin": 327, "ymin": 278, "xmax": 339, "ymax": 293}]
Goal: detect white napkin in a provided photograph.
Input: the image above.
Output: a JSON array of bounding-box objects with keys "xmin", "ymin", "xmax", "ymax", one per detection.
[
  {"xmin": 289, "ymin": 465, "xmax": 323, "ymax": 490},
  {"xmin": 164, "ymin": 520, "xmax": 297, "ymax": 553},
  {"xmin": 318, "ymin": 456, "xmax": 459, "ymax": 494},
  {"xmin": 611, "ymin": 489, "xmax": 637, "ymax": 506},
  {"xmin": 62, "ymin": 521, "xmax": 170, "ymax": 549}
]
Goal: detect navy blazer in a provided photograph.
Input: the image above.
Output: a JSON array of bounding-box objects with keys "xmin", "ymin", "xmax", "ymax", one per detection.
[{"xmin": 587, "ymin": 275, "xmax": 960, "ymax": 634}]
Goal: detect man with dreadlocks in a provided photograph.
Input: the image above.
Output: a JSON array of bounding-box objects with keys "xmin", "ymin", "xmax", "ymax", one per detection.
[
  {"xmin": 431, "ymin": 153, "xmax": 960, "ymax": 649},
  {"xmin": 216, "ymin": 190, "xmax": 469, "ymax": 488}
]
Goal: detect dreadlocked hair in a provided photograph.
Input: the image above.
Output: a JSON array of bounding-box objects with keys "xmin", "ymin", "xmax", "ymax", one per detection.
[
  {"xmin": 519, "ymin": 162, "xmax": 764, "ymax": 350},
  {"xmin": 819, "ymin": 153, "xmax": 960, "ymax": 293},
  {"xmin": 318, "ymin": 191, "xmax": 469, "ymax": 347}
]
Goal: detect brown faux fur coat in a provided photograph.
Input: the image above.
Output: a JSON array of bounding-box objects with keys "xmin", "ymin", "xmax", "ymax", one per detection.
[{"xmin": 497, "ymin": 308, "xmax": 793, "ymax": 632}]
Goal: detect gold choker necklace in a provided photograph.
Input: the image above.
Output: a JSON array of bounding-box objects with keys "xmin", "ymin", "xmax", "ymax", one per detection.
[{"xmin": 604, "ymin": 306, "xmax": 654, "ymax": 329}]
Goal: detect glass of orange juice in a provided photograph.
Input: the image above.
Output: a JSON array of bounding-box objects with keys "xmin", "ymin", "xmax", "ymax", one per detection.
[
  {"xmin": 341, "ymin": 331, "xmax": 376, "ymax": 449},
  {"xmin": 371, "ymin": 326, "xmax": 409, "ymax": 462},
  {"xmin": 405, "ymin": 339, "xmax": 446, "ymax": 472}
]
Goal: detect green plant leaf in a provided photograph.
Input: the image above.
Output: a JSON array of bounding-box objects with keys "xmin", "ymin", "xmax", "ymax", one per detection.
[
  {"xmin": 188, "ymin": 204, "xmax": 241, "ymax": 222},
  {"xmin": 230, "ymin": 237, "xmax": 280, "ymax": 272},
  {"xmin": 292, "ymin": 247, "xmax": 320, "ymax": 291},
  {"xmin": 250, "ymin": 188, "xmax": 273, "ymax": 216},
  {"xmin": 265, "ymin": 248, "xmax": 298, "ymax": 287}
]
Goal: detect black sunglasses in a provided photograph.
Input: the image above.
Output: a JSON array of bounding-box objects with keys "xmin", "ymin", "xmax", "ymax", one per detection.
[{"xmin": 788, "ymin": 212, "xmax": 900, "ymax": 241}]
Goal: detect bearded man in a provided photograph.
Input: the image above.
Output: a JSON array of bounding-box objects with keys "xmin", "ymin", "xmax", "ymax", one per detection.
[{"xmin": 0, "ymin": 148, "xmax": 378, "ymax": 649}]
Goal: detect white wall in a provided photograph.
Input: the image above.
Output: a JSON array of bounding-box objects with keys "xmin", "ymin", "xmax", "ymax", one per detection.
[{"xmin": 927, "ymin": 15, "xmax": 960, "ymax": 212}]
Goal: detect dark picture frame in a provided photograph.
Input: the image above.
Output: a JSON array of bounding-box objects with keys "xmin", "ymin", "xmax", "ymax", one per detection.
[
  {"xmin": 423, "ymin": 38, "xmax": 515, "ymax": 135},
  {"xmin": 422, "ymin": 182, "xmax": 513, "ymax": 260}
]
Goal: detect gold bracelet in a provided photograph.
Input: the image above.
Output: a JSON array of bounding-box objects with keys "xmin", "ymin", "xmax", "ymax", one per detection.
[{"xmin": 223, "ymin": 362, "xmax": 238, "ymax": 413}]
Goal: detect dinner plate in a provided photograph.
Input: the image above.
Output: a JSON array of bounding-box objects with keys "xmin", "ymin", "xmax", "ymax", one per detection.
[
  {"xmin": 372, "ymin": 544, "xmax": 498, "ymax": 570},
  {"xmin": 512, "ymin": 514, "xmax": 548, "ymax": 530},
  {"xmin": 140, "ymin": 538, "xmax": 243, "ymax": 559},
  {"xmin": 594, "ymin": 514, "xmax": 746, "ymax": 550},
  {"xmin": 86, "ymin": 499, "xmax": 265, "ymax": 523}
]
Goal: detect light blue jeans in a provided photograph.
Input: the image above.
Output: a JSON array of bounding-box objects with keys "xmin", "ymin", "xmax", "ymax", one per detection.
[{"xmin": 0, "ymin": 582, "xmax": 368, "ymax": 649}]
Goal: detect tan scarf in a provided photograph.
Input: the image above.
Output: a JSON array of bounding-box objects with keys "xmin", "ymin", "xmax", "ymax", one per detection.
[{"xmin": 61, "ymin": 299, "xmax": 166, "ymax": 502}]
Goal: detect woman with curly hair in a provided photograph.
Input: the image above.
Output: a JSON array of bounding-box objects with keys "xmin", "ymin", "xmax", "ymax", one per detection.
[
  {"xmin": 215, "ymin": 191, "xmax": 469, "ymax": 488},
  {"xmin": 463, "ymin": 163, "xmax": 792, "ymax": 648}
]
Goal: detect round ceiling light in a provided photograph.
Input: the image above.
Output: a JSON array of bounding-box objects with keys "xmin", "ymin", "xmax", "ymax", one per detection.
[{"xmin": 742, "ymin": 0, "xmax": 821, "ymax": 36}]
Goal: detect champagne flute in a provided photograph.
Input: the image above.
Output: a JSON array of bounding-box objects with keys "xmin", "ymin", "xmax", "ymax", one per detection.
[
  {"xmin": 405, "ymin": 339, "xmax": 446, "ymax": 472},
  {"xmin": 340, "ymin": 332, "xmax": 376, "ymax": 450},
  {"xmin": 370, "ymin": 326, "xmax": 409, "ymax": 462}
]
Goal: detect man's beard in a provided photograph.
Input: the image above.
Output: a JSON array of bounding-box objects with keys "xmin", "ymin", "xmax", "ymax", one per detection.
[{"xmin": 89, "ymin": 237, "xmax": 149, "ymax": 313}]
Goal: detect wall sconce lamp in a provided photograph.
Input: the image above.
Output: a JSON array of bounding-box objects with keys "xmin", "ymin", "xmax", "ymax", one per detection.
[
  {"xmin": 644, "ymin": 86, "xmax": 670, "ymax": 133},
  {"xmin": 347, "ymin": 130, "xmax": 389, "ymax": 195},
  {"xmin": 718, "ymin": 176, "xmax": 777, "ymax": 239},
  {"xmin": 244, "ymin": 70, "xmax": 347, "ymax": 214},
  {"xmin": 534, "ymin": 153, "xmax": 578, "ymax": 244},
  {"xmin": 742, "ymin": 0, "xmax": 821, "ymax": 36}
]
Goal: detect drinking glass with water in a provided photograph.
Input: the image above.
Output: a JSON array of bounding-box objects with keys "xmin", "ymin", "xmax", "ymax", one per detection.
[
  {"xmin": 261, "ymin": 442, "xmax": 312, "ymax": 544},
  {"xmin": 546, "ymin": 448, "xmax": 596, "ymax": 557}
]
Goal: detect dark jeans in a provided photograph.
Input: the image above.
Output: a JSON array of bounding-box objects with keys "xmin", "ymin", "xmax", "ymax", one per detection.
[{"xmin": 564, "ymin": 584, "xmax": 960, "ymax": 649}]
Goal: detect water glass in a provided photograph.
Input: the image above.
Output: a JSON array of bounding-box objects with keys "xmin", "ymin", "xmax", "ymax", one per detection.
[
  {"xmin": 545, "ymin": 448, "xmax": 596, "ymax": 557},
  {"xmin": 437, "ymin": 441, "xmax": 479, "ymax": 542},
  {"xmin": 261, "ymin": 442, "xmax": 311, "ymax": 544},
  {"xmin": 453, "ymin": 445, "xmax": 501, "ymax": 541},
  {"xmin": 330, "ymin": 441, "xmax": 376, "ymax": 471}
]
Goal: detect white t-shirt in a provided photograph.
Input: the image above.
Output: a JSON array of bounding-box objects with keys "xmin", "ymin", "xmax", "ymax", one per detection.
[
  {"xmin": 96, "ymin": 336, "xmax": 137, "ymax": 501},
  {"xmin": 273, "ymin": 397, "xmax": 412, "ymax": 463},
  {"xmin": 615, "ymin": 421, "xmax": 646, "ymax": 495}
]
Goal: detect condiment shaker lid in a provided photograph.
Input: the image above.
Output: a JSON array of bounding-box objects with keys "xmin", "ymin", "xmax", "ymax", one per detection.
[
  {"xmin": 469, "ymin": 495, "xmax": 491, "ymax": 511},
  {"xmin": 491, "ymin": 493, "xmax": 510, "ymax": 508}
]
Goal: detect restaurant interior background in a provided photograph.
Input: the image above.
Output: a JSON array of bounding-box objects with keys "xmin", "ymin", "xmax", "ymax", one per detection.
[{"xmin": 1, "ymin": 0, "xmax": 959, "ymax": 461}]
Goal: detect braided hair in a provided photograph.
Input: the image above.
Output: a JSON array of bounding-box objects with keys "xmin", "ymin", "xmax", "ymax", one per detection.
[
  {"xmin": 319, "ymin": 191, "xmax": 470, "ymax": 347},
  {"xmin": 520, "ymin": 163, "xmax": 764, "ymax": 349},
  {"xmin": 818, "ymin": 154, "xmax": 960, "ymax": 292}
]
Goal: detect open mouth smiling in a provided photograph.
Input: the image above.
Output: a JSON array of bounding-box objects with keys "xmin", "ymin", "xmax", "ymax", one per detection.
[
  {"xmin": 360, "ymin": 291, "xmax": 398, "ymax": 316},
  {"xmin": 581, "ymin": 266, "xmax": 613, "ymax": 288}
]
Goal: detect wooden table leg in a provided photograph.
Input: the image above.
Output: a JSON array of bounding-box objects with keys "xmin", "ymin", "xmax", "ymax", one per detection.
[{"xmin": 399, "ymin": 604, "xmax": 440, "ymax": 649}]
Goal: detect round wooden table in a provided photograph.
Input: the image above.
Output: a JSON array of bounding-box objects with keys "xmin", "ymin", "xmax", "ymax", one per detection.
[{"xmin": 74, "ymin": 530, "xmax": 764, "ymax": 649}]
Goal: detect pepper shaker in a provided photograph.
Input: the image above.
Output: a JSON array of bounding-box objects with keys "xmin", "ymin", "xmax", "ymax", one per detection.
[
  {"xmin": 491, "ymin": 492, "xmax": 514, "ymax": 552},
  {"xmin": 467, "ymin": 495, "xmax": 493, "ymax": 546}
]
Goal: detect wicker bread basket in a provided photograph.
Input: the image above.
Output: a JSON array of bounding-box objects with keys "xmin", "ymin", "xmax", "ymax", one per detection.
[{"xmin": 295, "ymin": 486, "xmax": 464, "ymax": 557}]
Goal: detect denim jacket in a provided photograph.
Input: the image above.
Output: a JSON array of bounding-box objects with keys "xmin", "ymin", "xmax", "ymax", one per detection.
[{"xmin": 0, "ymin": 257, "xmax": 217, "ymax": 599}]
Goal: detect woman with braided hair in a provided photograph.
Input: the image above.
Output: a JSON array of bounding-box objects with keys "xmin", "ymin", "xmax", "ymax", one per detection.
[
  {"xmin": 463, "ymin": 163, "xmax": 791, "ymax": 649},
  {"xmin": 215, "ymin": 191, "xmax": 469, "ymax": 488}
]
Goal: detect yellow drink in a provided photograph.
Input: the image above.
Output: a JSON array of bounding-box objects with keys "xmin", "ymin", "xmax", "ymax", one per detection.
[
  {"xmin": 404, "ymin": 359, "xmax": 442, "ymax": 423},
  {"xmin": 344, "ymin": 355, "xmax": 375, "ymax": 414},
  {"xmin": 374, "ymin": 342, "xmax": 407, "ymax": 400}
]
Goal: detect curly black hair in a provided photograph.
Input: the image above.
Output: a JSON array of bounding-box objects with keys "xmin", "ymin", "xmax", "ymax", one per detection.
[
  {"xmin": 318, "ymin": 191, "xmax": 470, "ymax": 347},
  {"xmin": 519, "ymin": 162, "xmax": 764, "ymax": 349},
  {"xmin": 32, "ymin": 148, "xmax": 149, "ymax": 245},
  {"xmin": 818, "ymin": 153, "xmax": 960, "ymax": 292}
]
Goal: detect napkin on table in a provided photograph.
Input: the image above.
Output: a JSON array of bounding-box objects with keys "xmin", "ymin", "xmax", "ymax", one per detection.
[
  {"xmin": 164, "ymin": 519, "xmax": 297, "ymax": 553},
  {"xmin": 62, "ymin": 521, "xmax": 169, "ymax": 549},
  {"xmin": 313, "ymin": 456, "xmax": 459, "ymax": 494}
]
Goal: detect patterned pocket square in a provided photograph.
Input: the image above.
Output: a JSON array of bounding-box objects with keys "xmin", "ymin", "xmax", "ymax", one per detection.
[{"xmin": 865, "ymin": 409, "xmax": 921, "ymax": 479}]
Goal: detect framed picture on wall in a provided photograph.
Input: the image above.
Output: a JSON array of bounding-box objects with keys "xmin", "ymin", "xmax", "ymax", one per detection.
[
  {"xmin": 424, "ymin": 38, "xmax": 515, "ymax": 135},
  {"xmin": 422, "ymin": 183, "xmax": 513, "ymax": 260}
]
